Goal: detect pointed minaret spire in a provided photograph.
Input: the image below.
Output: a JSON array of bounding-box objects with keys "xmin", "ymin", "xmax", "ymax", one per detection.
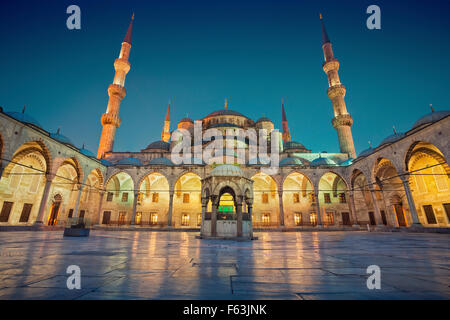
[
  {"xmin": 97, "ymin": 15, "xmax": 134, "ymax": 158},
  {"xmin": 320, "ymin": 13, "xmax": 330, "ymax": 45},
  {"xmin": 224, "ymin": 98, "xmax": 228, "ymax": 110},
  {"xmin": 123, "ymin": 13, "xmax": 134, "ymax": 44},
  {"xmin": 281, "ymin": 99, "xmax": 291, "ymax": 143},
  {"xmin": 161, "ymin": 100, "xmax": 171, "ymax": 142},
  {"xmin": 320, "ymin": 14, "xmax": 356, "ymax": 159}
]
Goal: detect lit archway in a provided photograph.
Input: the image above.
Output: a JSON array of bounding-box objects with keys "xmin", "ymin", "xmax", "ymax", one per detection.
[
  {"xmin": 282, "ymin": 172, "xmax": 314, "ymax": 227},
  {"xmin": 318, "ymin": 172, "xmax": 349, "ymax": 226},
  {"xmin": 173, "ymin": 172, "xmax": 202, "ymax": 227},
  {"xmin": 251, "ymin": 172, "xmax": 278, "ymax": 227},
  {"xmin": 103, "ymin": 171, "xmax": 134, "ymax": 225},
  {"xmin": 138, "ymin": 172, "xmax": 170, "ymax": 226},
  {"xmin": 406, "ymin": 142, "xmax": 450, "ymax": 227},
  {"xmin": 351, "ymin": 169, "xmax": 376, "ymax": 226}
]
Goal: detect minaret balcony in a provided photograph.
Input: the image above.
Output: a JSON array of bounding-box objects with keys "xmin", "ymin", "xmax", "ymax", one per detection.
[
  {"xmin": 322, "ymin": 59, "xmax": 339, "ymax": 73},
  {"xmin": 108, "ymin": 84, "xmax": 127, "ymax": 98},
  {"xmin": 114, "ymin": 58, "xmax": 131, "ymax": 73},
  {"xmin": 332, "ymin": 114, "xmax": 353, "ymax": 128},
  {"xmin": 327, "ymin": 84, "xmax": 346, "ymax": 99},
  {"xmin": 101, "ymin": 113, "xmax": 122, "ymax": 127}
]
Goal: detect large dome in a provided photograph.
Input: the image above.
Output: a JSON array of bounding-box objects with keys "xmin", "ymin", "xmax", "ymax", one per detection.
[
  {"xmin": 204, "ymin": 109, "xmax": 248, "ymax": 118},
  {"xmin": 310, "ymin": 156, "xmax": 337, "ymax": 167},
  {"xmin": 411, "ymin": 110, "xmax": 450, "ymax": 130},
  {"xmin": 280, "ymin": 157, "xmax": 303, "ymax": 166},
  {"xmin": 144, "ymin": 140, "xmax": 170, "ymax": 151},
  {"xmin": 284, "ymin": 141, "xmax": 307, "ymax": 151},
  {"xmin": 210, "ymin": 164, "xmax": 244, "ymax": 177}
]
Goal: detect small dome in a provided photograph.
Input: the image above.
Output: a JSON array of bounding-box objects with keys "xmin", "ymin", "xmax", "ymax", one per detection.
[
  {"xmin": 379, "ymin": 132, "xmax": 405, "ymax": 147},
  {"xmin": 310, "ymin": 156, "xmax": 337, "ymax": 167},
  {"xmin": 210, "ymin": 164, "xmax": 244, "ymax": 177},
  {"xmin": 79, "ymin": 148, "xmax": 96, "ymax": 158},
  {"xmin": 99, "ymin": 159, "xmax": 112, "ymax": 166},
  {"xmin": 116, "ymin": 157, "xmax": 143, "ymax": 166},
  {"xmin": 340, "ymin": 158, "xmax": 354, "ymax": 166},
  {"xmin": 280, "ymin": 157, "xmax": 303, "ymax": 166},
  {"xmin": 179, "ymin": 116, "xmax": 194, "ymax": 123},
  {"xmin": 358, "ymin": 147, "xmax": 374, "ymax": 158},
  {"xmin": 411, "ymin": 110, "xmax": 450, "ymax": 129},
  {"xmin": 284, "ymin": 141, "xmax": 306, "ymax": 150},
  {"xmin": 256, "ymin": 116, "xmax": 272, "ymax": 123},
  {"xmin": 50, "ymin": 132, "xmax": 75, "ymax": 147},
  {"xmin": 148, "ymin": 157, "xmax": 174, "ymax": 166},
  {"xmin": 5, "ymin": 111, "xmax": 42, "ymax": 128},
  {"xmin": 247, "ymin": 156, "xmax": 270, "ymax": 165},
  {"xmin": 144, "ymin": 140, "xmax": 170, "ymax": 151}
]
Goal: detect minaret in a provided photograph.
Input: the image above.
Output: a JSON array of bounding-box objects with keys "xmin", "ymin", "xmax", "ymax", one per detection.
[
  {"xmin": 161, "ymin": 100, "xmax": 171, "ymax": 142},
  {"xmin": 320, "ymin": 14, "xmax": 356, "ymax": 159},
  {"xmin": 281, "ymin": 99, "xmax": 291, "ymax": 143},
  {"xmin": 97, "ymin": 14, "xmax": 134, "ymax": 159}
]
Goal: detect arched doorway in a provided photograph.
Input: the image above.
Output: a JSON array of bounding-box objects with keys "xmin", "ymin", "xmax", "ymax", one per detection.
[
  {"xmin": 138, "ymin": 172, "xmax": 170, "ymax": 226},
  {"xmin": 103, "ymin": 171, "xmax": 134, "ymax": 226},
  {"xmin": 318, "ymin": 172, "xmax": 349, "ymax": 226},
  {"xmin": 282, "ymin": 172, "xmax": 314, "ymax": 227},
  {"xmin": 251, "ymin": 172, "xmax": 278, "ymax": 227},
  {"xmin": 406, "ymin": 142, "xmax": 450, "ymax": 227},
  {"xmin": 173, "ymin": 172, "xmax": 201, "ymax": 227},
  {"xmin": 351, "ymin": 169, "xmax": 378, "ymax": 226}
]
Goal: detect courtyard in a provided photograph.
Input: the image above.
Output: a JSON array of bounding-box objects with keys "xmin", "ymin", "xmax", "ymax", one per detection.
[{"xmin": 0, "ymin": 230, "xmax": 448, "ymax": 300}]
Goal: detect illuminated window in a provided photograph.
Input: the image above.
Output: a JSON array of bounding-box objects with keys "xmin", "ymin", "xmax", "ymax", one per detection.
[
  {"xmin": 197, "ymin": 213, "xmax": 201, "ymax": 226},
  {"xmin": 294, "ymin": 213, "xmax": 302, "ymax": 226},
  {"xmin": 339, "ymin": 193, "xmax": 346, "ymax": 203},
  {"xmin": 152, "ymin": 193, "xmax": 159, "ymax": 203},
  {"xmin": 121, "ymin": 192, "xmax": 128, "ymax": 202},
  {"xmin": 293, "ymin": 193, "xmax": 300, "ymax": 203},
  {"xmin": 183, "ymin": 193, "xmax": 190, "ymax": 203},
  {"xmin": 137, "ymin": 193, "xmax": 143, "ymax": 202},
  {"xmin": 150, "ymin": 213, "xmax": 158, "ymax": 225},
  {"xmin": 181, "ymin": 213, "xmax": 190, "ymax": 226},
  {"xmin": 324, "ymin": 193, "xmax": 331, "ymax": 203},
  {"xmin": 262, "ymin": 213, "xmax": 270, "ymax": 226},
  {"xmin": 262, "ymin": 193, "xmax": 269, "ymax": 203},
  {"xmin": 118, "ymin": 212, "xmax": 127, "ymax": 225},
  {"xmin": 106, "ymin": 192, "xmax": 113, "ymax": 201},
  {"xmin": 310, "ymin": 213, "xmax": 317, "ymax": 226},
  {"xmin": 135, "ymin": 212, "xmax": 142, "ymax": 225},
  {"xmin": 309, "ymin": 193, "xmax": 316, "ymax": 204},
  {"xmin": 325, "ymin": 212, "xmax": 334, "ymax": 225}
]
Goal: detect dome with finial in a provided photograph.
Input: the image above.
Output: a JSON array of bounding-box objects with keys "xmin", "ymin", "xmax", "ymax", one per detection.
[
  {"xmin": 179, "ymin": 114, "xmax": 194, "ymax": 123},
  {"xmin": 79, "ymin": 144, "xmax": 96, "ymax": 158},
  {"xmin": 256, "ymin": 113, "xmax": 272, "ymax": 123},
  {"xmin": 5, "ymin": 107, "xmax": 43, "ymax": 129},
  {"xmin": 116, "ymin": 157, "xmax": 143, "ymax": 166},
  {"xmin": 310, "ymin": 155, "xmax": 337, "ymax": 167},
  {"xmin": 411, "ymin": 105, "xmax": 450, "ymax": 130},
  {"xmin": 210, "ymin": 164, "xmax": 244, "ymax": 177},
  {"xmin": 379, "ymin": 126, "xmax": 405, "ymax": 147},
  {"xmin": 358, "ymin": 142, "xmax": 374, "ymax": 158},
  {"xmin": 280, "ymin": 157, "xmax": 304, "ymax": 166},
  {"xmin": 148, "ymin": 157, "xmax": 174, "ymax": 166},
  {"xmin": 50, "ymin": 128, "xmax": 75, "ymax": 147},
  {"xmin": 143, "ymin": 140, "xmax": 170, "ymax": 151}
]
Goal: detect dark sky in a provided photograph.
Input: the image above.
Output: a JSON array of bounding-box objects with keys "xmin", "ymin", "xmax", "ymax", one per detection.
[{"xmin": 1, "ymin": 0, "xmax": 449, "ymax": 155}]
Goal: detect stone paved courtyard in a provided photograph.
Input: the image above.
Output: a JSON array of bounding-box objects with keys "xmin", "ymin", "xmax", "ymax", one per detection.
[{"xmin": 0, "ymin": 230, "xmax": 448, "ymax": 300}]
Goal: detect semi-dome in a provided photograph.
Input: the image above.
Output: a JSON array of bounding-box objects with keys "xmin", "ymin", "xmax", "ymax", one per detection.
[
  {"xmin": 5, "ymin": 111, "xmax": 43, "ymax": 129},
  {"xmin": 284, "ymin": 141, "xmax": 306, "ymax": 150},
  {"xmin": 280, "ymin": 157, "xmax": 303, "ymax": 166},
  {"xmin": 340, "ymin": 158, "xmax": 354, "ymax": 166},
  {"xmin": 116, "ymin": 157, "xmax": 143, "ymax": 166},
  {"xmin": 144, "ymin": 140, "xmax": 170, "ymax": 151},
  {"xmin": 379, "ymin": 132, "xmax": 406, "ymax": 147},
  {"xmin": 411, "ymin": 110, "xmax": 450, "ymax": 130},
  {"xmin": 358, "ymin": 147, "xmax": 374, "ymax": 158},
  {"xmin": 310, "ymin": 156, "xmax": 337, "ymax": 167},
  {"xmin": 148, "ymin": 157, "xmax": 174, "ymax": 166},
  {"xmin": 50, "ymin": 131, "xmax": 75, "ymax": 147},
  {"xmin": 210, "ymin": 164, "xmax": 244, "ymax": 177},
  {"xmin": 79, "ymin": 148, "xmax": 96, "ymax": 158}
]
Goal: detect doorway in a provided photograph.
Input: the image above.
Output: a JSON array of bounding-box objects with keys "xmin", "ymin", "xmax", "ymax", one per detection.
[
  {"xmin": 394, "ymin": 204, "xmax": 407, "ymax": 227},
  {"xmin": 48, "ymin": 195, "xmax": 62, "ymax": 226}
]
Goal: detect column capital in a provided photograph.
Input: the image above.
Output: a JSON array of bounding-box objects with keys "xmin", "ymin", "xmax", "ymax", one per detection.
[{"xmin": 45, "ymin": 173, "xmax": 56, "ymax": 182}]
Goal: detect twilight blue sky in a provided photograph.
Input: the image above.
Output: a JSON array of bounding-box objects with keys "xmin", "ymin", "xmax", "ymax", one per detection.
[{"xmin": 0, "ymin": 0, "xmax": 449, "ymax": 155}]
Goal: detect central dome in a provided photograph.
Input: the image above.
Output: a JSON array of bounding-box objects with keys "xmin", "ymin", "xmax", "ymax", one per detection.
[
  {"xmin": 210, "ymin": 164, "xmax": 244, "ymax": 177},
  {"xmin": 204, "ymin": 109, "xmax": 248, "ymax": 119}
]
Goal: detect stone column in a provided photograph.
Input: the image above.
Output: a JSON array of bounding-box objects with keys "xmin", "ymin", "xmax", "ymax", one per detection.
[
  {"xmin": 130, "ymin": 191, "xmax": 138, "ymax": 225},
  {"xmin": 248, "ymin": 203, "xmax": 253, "ymax": 238},
  {"xmin": 236, "ymin": 196, "xmax": 243, "ymax": 237},
  {"xmin": 96, "ymin": 191, "xmax": 105, "ymax": 225},
  {"xmin": 348, "ymin": 191, "xmax": 359, "ymax": 227},
  {"xmin": 34, "ymin": 174, "xmax": 55, "ymax": 225},
  {"xmin": 369, "ymin": 187, "xmax": 383, "ymax": 225},
  {"xmin": 167, "ymin": 190, "xmax": 174, "ymax": 227},
  {"xmin": 73, "ymin": 183, "xmax": 84, "ymax": 218},
  {"xmin": 400, "ymin": 175, "xmax": 421, "ymax": 226},
  {"xmin": 278, "ymin": 189, "xmax": 285, "ymax": 226},
  {"xmin": 314, "ymin": 190, "xmax": 322, "ymax": 226},
  {"xmin": 200, "ymin": 198, "xmax": 207, "ymax": 232},
  {"xmin": 211, "ymin": 195, "xmax": 218, "ymax": 237}
]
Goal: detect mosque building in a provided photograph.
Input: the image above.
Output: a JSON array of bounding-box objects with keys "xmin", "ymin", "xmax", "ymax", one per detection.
[{"xmin": 0, "ymin": 15, "xmax": 449, "ymax": 238}]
